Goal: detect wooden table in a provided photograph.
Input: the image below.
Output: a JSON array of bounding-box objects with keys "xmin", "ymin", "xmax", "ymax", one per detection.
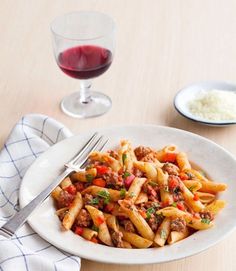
[{"xmin": 1, "ymin": 0, "xmax": 236, "ymax": 270}]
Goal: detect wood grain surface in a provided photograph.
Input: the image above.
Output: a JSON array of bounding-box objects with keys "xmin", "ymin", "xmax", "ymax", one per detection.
[{"xmin": 0, "ymin": 0, "xmax": 236, "ymax": 270}]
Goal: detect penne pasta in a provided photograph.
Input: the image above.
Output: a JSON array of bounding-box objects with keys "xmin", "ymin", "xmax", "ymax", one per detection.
[
  {"xmin": 185, "ymin": 169, "xmax": 227, "ymax": 193},
  {"xmin": 156, "ymin": 206, "xmax": 184, "ymax": 217},
  {"xmin": 109, "ymin": 202, "xmax": 128, "ymax": 217},
  {"xmin": 176, "ymin": 152, "xmax": 191, "ymax": 171},
  {"xmin": 118, "ymin": 140, "xmax": 136, "ymax": 171},
  {"xmin": 156, "ymin": 207, "xmax": 213, "ymax": 230},
  {"xmin": 186, "ymin": 217, "xmax": 214, "ymax": 230},
  {"xmin": 156, "ymin": 145, "xmax": 178, "ymax": 162},
  {"xmin": 167, "ymin": 227, "xmax": 189, "ymax": 245},
  {"xmin": 120, "ymin": 227, "xmax": 153, "ymax": 248},
  {"xmin": 81, "ymin": 228, "xmax": 98, "ymax": 240},
  {"xmin": 89, "ymin": 151, "xmax": 121, "ymax": 172},
  {"xmin": 185, "ymin": 169, "xmax": 210, "ymax": 182},
  {"xmin": 119, "ymin": 200, "xmax": 155, "ymax": 240},
  {"xmin": 85, "ymin": 205, "xmax": 113, "ymax": 246},
  {"xmin": 195, "ymin": 191, "xmax": 215, "ymax": 204},
  {"xmin": 133, "ymin": 161, "xmax": 158, "ymax": 181},
  {"xmin": 198, "ymin": 181, "xmax": 227, "ymax": 194},
  {"xmin": 135, "ymin": 191, "xmax": 148, "ymax": 204},
  {"xmin": 62, "ymin": 192, "xmax": 83, "ymax": 230},
  {"xmin": 122, "ymin": 240, "xmax": 132, "ymax": 248},
  {"xmin": 179, "ymin": 182, "xmax": 205, "ymax": 212},
  {"xmin": 154, "ymin": 217, "xmax": 171, "ymax": 246},
  {"xmin": 104, "ymin": 213, "xmax": 119, "ymax": 232},
  {"xmin": 157, "ymin": 168, "xmax": 173, "ymax": 205},
  {"xmin": 60, "ymin": 177, "xmax": 72, "ymax": 189},
  {"xmin": 164, "ymin": 145, "xmax": 178, "ymax": 154},
  {"xmin": 126, "ymin": 177, "xmax": 146, "ymax": 202},
  {"xmin": 70, "ymin": 168, "xmax": 97, "ymax": 183},
  {"xmin": 104, "ymin": 213, "xmax": 133, "ymax": 248},
  {"xmin": 51, "ymin": 186, "xmax": 62, "ymax": 201},
  {"xmin": 81, "ymin": 186, "xmax": 121, "ymax": 201},
  {"xmin": 183, "ymin": 180, "xmax": 202, "ymax": 193},
  {"xmin": 204, "ymin": 200, "xmax": 226, "ymax": 215},
  {"xmin": 56, "ymin": 207, "xmax": 68, "ymax": 218}
]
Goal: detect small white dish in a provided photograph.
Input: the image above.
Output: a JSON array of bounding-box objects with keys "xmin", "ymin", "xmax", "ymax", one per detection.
[
  {"xmin": 174, "ymin": 81, "xmax": 236, "ymax": 126},
  {"xmin": 19, "ymin": 125, "xmax": 236, "ymax": 264}
]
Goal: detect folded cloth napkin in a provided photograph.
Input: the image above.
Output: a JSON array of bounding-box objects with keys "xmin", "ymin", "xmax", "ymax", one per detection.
[{"xmin": 0, "ymin": 114, "xmax": 81, "ymax": 271}]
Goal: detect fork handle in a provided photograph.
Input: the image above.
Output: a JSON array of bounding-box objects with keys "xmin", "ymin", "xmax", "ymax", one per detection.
[{"xmin": 0, "ymin": 168, "xmax": 72, "ymax": 238}]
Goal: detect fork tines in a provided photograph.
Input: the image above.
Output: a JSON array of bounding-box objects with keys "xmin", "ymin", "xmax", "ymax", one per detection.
[{"xmin": 66, "ymin": 132, "xmax": 108, "ymax": 170}]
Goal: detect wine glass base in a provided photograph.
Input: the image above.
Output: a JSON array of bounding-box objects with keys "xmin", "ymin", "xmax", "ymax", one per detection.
[{"xmin": 60, "ymin": 91, "xmax": 112, "ymax": 118}]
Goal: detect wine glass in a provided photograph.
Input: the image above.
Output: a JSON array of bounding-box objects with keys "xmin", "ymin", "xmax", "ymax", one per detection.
[{"xmin": 51, "ymin": 11, "xmax": 115, "ymax": 118}]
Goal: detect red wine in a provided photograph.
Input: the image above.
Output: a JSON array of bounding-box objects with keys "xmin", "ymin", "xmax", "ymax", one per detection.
[{"xmin": 57, "ymin": 45, "xmax": 112, "ymax": 79}]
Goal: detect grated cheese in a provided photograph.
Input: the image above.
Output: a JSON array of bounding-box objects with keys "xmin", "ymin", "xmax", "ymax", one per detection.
[{"xmin": 188, "ymin": 89, "xmax": 236, "ymax": 121}]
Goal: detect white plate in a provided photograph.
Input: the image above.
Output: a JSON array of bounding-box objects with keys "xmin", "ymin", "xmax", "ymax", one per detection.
[
  {"xmin": 19, "ymin": 125, "xmax": 236, "ymax": 264},
  {"xmin": 174, "ymin": 81, "xmax": 236, "ymax": 126}
]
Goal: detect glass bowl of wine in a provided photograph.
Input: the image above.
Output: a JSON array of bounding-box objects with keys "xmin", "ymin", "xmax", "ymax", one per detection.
[{"xmin": 51, "ymin": 11, "xmax": 115, "ymax": 118}]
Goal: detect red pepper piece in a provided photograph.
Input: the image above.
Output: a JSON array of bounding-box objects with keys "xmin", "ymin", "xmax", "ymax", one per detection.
[
  {"xmin": 75, "ymin": 226, "xmax": 84, "ymax": 235},
  {"xmin": 97, "ymin": 216, "xmax": 105, "ymax": 225},
  {"xmin": 96, "ymin": 165, "xmax": 109, "ymax": 175},
  {"xmin": 65, "ymin": 185, "xmax": 77, "ymax": 195},
  {"xmin": 177, "ymin": 202, "xmax": 185, "ymax": 211},
  {"xmin": 162, "ymin": 153, "xmax": 177, "ymax": 163}
]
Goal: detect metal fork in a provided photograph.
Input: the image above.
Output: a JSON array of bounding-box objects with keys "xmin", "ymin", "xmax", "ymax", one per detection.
[{"xmin": 0, "ymin": 132, "xmax": 108, "ymax": 238}]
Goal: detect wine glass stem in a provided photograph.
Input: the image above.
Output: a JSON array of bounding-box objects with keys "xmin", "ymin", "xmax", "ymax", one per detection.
[{"xmin": 79, "ymin": 79, "xmax": 92, "ymax": 104}]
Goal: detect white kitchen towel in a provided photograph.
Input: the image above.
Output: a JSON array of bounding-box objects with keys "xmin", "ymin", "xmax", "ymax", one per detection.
[{"xmin": 0, "ymin": 114, "xmax": 81, "ymax": 271}]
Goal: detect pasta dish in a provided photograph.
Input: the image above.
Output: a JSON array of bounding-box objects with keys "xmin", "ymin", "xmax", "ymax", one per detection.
[{"xmin": 51, "ymin": 140, "xmax": 227, "ymax": 248}]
